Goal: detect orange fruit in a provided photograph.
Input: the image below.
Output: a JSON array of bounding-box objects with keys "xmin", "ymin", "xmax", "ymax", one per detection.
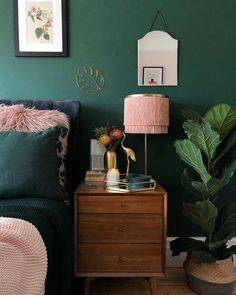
[
  {"xmin": 99, "ymin": 134, "xmax": 111, "ymax": 145},
  {"xmin": 110, "ymin": 129, "xmax": 123, "ymax": 139}
]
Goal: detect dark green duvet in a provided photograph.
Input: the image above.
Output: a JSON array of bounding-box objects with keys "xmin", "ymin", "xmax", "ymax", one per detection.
[{"xmin": 0, "ymin": 197, "xmax": 74, "ymax": 295}]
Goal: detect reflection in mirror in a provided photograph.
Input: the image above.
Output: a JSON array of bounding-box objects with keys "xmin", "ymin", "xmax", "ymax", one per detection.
[{"xmin": 138, "ymin": 31, "xmax": 178, "ymax": 86}]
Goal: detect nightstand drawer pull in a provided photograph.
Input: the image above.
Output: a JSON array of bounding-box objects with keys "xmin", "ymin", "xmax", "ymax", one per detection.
[
  {"xmin": 119, "ymin": 203, "xmax": 124, "ymax": 208},
  {"xmin": 118, "ymin": 226, "xmax": 124, "ymax": 232},
  {"xmin": 118, "ymin": 256, "xmax": 124, "ymax": 262}
]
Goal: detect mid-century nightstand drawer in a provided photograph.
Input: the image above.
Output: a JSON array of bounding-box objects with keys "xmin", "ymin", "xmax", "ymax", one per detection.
[
  {"xmin": 77, "ymin": 243, "xmax": 163, "ymax": 273},
  {"xmin": 78, "ymin": 214, "xmax": 163, "ymax": 243},
  {"xmin": 77, "ymin": 195, "xmax": 163, "ymax": 214}
]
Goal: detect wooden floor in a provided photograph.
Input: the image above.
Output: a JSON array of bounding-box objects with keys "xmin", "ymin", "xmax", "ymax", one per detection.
[{"xmin": 75, "ymin": 268, "xmax": 236, "ymax": 295}]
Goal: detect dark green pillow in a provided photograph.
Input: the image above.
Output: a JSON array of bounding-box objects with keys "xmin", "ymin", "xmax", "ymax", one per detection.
[{"xmin": 0, "ymin": 127, "xmax": 65, "ymax": 199}]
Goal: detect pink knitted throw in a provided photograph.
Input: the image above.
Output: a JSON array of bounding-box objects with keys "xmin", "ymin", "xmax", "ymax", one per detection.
[{"xmin": 0, "ymin": 217, "xmax": 47, "ymax": 295}]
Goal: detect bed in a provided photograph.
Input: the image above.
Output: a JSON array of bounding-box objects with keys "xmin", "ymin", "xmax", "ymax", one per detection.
[{"xmin": 0, "ymin": 99, "xmax": 81, "ymax": 295}]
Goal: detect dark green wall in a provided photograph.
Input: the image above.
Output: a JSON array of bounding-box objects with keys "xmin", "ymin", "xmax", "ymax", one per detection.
[{"xmin": 0, "ymin": 0, "xmax": 236, "ymax": 235}]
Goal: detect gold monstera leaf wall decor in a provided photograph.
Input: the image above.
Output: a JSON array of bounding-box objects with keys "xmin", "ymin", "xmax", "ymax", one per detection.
[{"xmin": 76, "ymin": 66, "xmax": 105, "ymax": 94}]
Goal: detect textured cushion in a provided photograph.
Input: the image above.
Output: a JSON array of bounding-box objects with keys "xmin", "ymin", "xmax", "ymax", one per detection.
[
  {"xmin": 0, "ymin": 104, "xmax": 70, "ymax": 188},
  {"xmin": 0, "ymin": 99, "xmax": 81, "ymax": 201},
  {"xmin": 0, "ymin": 127, "xmax": 65, "ymax": 200},
  {"xmin": 0, "ymin": 104, "xmax": 69, "ymax": 132}
]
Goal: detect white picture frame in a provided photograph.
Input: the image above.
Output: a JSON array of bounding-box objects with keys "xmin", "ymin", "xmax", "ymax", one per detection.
[
  {"xmin": 143, "ymin": 66, "xmax": 163, "ymax": 86},
  {"xmin": 13, "ymin": 0, "xmax": 67, "ymax": 56}
]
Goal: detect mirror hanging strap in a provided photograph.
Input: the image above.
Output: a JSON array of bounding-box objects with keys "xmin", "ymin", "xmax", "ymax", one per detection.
[{"xmin": 149, "ymin": 10, "xmax": 169, "ymax": 33}]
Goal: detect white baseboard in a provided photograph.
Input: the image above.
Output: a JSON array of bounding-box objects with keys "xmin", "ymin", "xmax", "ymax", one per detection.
[{"xmin": 166, "ymin": 237, "xmax": 236, "ymax": 267}]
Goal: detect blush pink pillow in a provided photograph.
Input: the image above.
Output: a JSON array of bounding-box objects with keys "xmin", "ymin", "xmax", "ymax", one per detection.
[{"xmin": 0, "ymin": 104, "xmax": 69, "ymax": 132}]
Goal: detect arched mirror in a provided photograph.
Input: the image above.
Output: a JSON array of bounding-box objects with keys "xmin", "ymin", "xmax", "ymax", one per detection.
[{"xmin": 138, "ymin": 30, "xmax": 178, "ymax": 86}]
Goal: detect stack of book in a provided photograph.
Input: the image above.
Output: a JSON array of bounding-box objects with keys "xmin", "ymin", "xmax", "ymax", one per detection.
[{"xmin": 85, "ymin": 170, "xmax": 106, "ymax": 182}]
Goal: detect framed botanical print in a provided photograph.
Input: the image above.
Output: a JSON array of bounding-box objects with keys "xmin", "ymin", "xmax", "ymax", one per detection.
[{"xmin": 13, "ymin": 0, "xmax": 67, "ymax": 56}]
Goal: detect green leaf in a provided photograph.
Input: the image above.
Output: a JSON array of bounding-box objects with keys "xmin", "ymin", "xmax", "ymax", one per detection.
[
  {"xmin": 174, "ymin": 139, "xmax": 211, "ymax": 183},
  {"xmin": 183, "ymin": 120, "xmax": 221, "ymax": 160},
  {"xmin": 221, "ymin": 245, "xmax": 236, "ymax": 257},
  {"xmin": 35, "ymin": 28, "xmax": 43, "ymax": 39},
  {"xmin": 214, "ymin": 129, "xmax": 236, "ymax": 165},
  {"xmin": 43, "ymin": 33, "xmax": 49, "ymax": 40},
  {"xmin": 181, "ymin": 108, "xmax": 201, "ymax": 122},
  {"xmin": 170, "ymin": 237, "xmax": 208, "ymax": 256},
  {"xmin": 180, "ymin": 169, "xmax": 206, "ymax": 201},
  {"xmin": 205, "ymin": 239, "xmax": 232, "ymax": 258},
  {"xmin": 221, "ymin": 159, "xmax": 236, "ymax": 187},
  {"xmin": 191, "ymin": 248, "xmax": 216, "ymax": 262},
  {"xmin": 211, "ymin": 244, "xmax": 231, "ymax": 260},
  {"xmin": 204, "ymin": 104, "xmax": 236, "ymax": 139},
  {"xmin": 31, "ymin": 15, "xmax": 35, "ymax": 22},
  {"xmin": 191, "ymin": 178, "xmax": 222, "ymax": 201},
  {"xmin": 212, "ymin": 203, "xmax": 236, "ymax": 243},
  {"xmin": 36, "ymin": 15, "xmax": 42, "ymax": 21},
  {"xmin": 170, "ymin": 237, "xmax": 217, "ymax": 262},
  {"xmin": 183, "ymin": 200, "xmax": 217, "ymax": 233},
  {"xmin": 180, "ymin": 170, "xmax": 222, "ymax": 201},
  {"xmin": 93, "ymin": 124, "xmax": 111, "ymax": 139}
]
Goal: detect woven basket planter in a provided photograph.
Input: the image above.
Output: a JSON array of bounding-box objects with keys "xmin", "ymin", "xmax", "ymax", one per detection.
[{"xmin": 183, "ymin": 254, "xmax": 236, "ymax": 295}]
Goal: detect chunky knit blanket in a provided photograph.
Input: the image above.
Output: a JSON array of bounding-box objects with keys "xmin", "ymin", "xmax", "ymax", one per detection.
[
  {"xmin": 0, "ymin": 217, "xmax": 47, "ymax": 295},
  {"xmin": 0, "ymin": 198, "xmax": 73, "ymax": 295}
]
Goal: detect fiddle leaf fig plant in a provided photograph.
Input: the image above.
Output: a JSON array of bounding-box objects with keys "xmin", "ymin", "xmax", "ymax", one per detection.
[{"xmin": 170, "ymin": 104, "xmax": 236, "ymax": 263}]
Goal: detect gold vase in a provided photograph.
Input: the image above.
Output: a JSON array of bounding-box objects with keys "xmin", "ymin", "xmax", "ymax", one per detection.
[{"xmin": 105, "ymin": 150, "xmax": 117, "ymax": 171}]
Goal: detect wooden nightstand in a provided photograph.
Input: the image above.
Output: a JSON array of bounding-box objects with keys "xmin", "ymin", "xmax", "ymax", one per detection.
[{"xmin": 74, "ymin": 181, "xmax": 167, "ymax": 295}]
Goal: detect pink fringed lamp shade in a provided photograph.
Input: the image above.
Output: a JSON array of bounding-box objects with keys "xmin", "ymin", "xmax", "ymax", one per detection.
[{"xmin": 124, "ymin": 94, "xmax": 169, "ymax": 134}]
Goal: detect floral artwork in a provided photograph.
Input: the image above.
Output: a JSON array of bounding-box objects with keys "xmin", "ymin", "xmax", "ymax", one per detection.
[
  {"xmin": 14, "ymin": 0, "xmax": 67, "ymax": 56},
  {"xmin": 26, "ymin": 2, "xmax": 53, "ymax": 44}
]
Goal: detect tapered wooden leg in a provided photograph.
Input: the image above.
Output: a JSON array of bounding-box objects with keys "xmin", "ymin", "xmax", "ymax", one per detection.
[
  {"xmin": 149, "ymin": 277, "xmax": 158, "ymax": 295},
  {"xmin": 83, "ymin": 277, "xmax": 94, "ymax": 295}
]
